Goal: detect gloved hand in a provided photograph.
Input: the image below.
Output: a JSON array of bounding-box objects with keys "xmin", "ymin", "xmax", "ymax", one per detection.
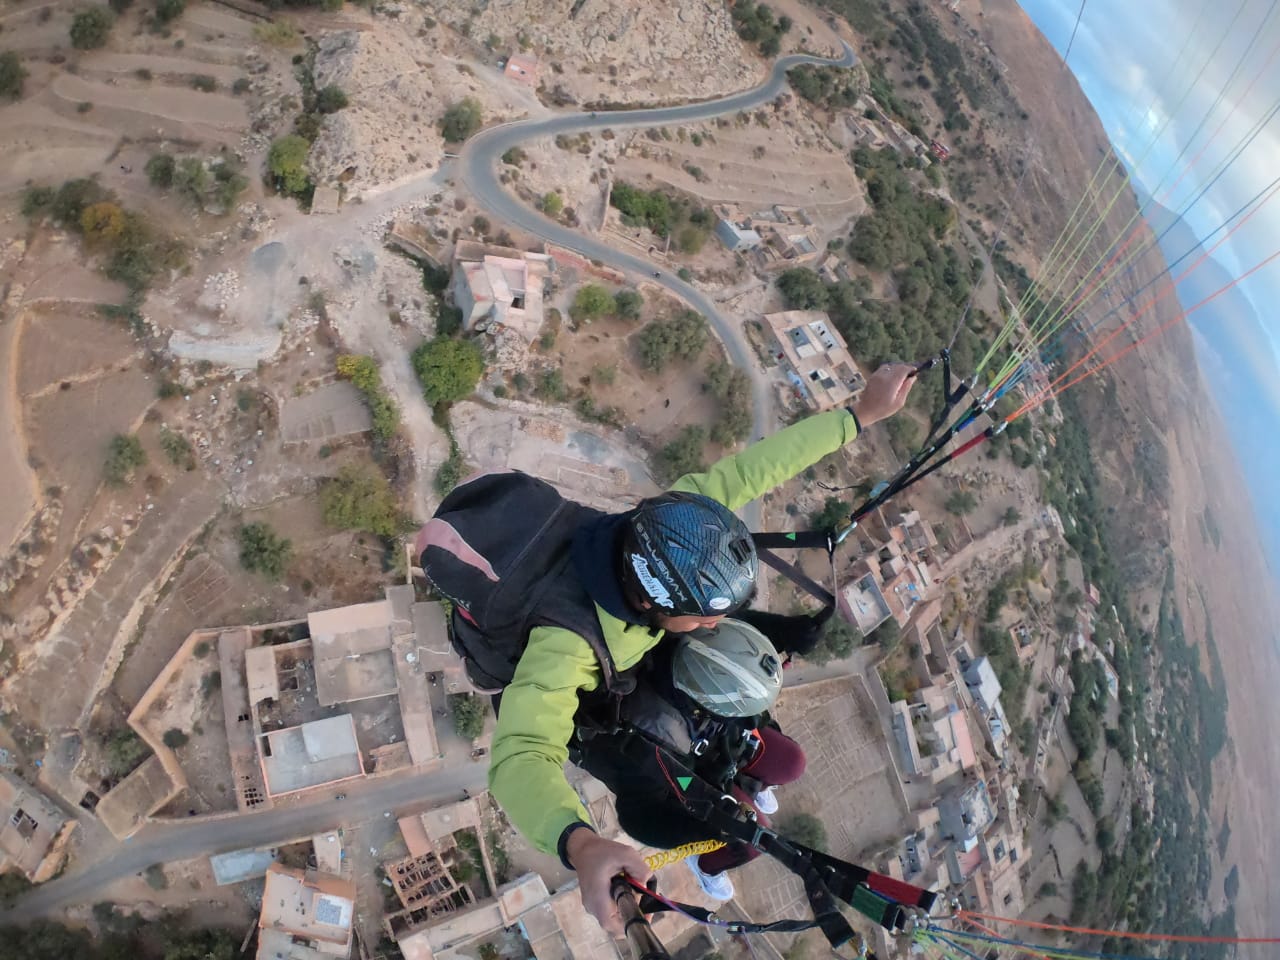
[{"xmin": 736, "ymin": 606, "xmax": 834, "ymax": 658}]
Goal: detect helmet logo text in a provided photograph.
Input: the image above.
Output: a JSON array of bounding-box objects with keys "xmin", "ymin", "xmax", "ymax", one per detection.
[{"xmin": 630, "ymin": 554, "xmax": 673, "ymax": 608}]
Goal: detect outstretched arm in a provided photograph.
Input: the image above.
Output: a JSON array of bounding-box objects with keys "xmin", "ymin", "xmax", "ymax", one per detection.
[{"xmin": 669, "ymin": 363, "xmax": 915, "ymax": 510}]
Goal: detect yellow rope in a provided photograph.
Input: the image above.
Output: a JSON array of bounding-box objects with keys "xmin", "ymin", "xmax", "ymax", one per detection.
[{"xmin": 644, "ymin": 839, "xmax": 726, "ymax": 871}]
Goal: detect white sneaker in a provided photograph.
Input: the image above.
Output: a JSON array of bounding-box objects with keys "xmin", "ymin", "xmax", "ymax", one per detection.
[
  {"xmin": 685, "ymin": 855, "xmax": 735, "ymax": 901},
  {"xmin": 753, "ymin": 786, "xmax": 779, "ymax": 815}
]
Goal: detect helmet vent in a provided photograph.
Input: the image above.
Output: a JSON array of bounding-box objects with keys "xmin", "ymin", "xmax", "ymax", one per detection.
[{"xmin": 729, "ymin": 537, "xmax": 754, "ymax": 564}]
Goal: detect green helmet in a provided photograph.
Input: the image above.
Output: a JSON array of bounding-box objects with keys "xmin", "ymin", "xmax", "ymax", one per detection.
[{"xmin": 672, "ymin": 618, "xmax": 783, "ymax": 718}]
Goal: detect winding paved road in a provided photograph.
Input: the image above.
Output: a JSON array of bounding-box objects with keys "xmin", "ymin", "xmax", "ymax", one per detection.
[
  {"xmin": 2, "ymin": 45, "xmax": 860, "ymax": 924},
  {"xmin": 459, "ymin": 42, "xmax": 857, "ymax": 526}
]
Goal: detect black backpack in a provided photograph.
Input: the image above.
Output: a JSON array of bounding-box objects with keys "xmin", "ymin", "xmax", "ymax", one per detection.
[{"xmin": 417, "ymin": 470, "xmax": 632, "ymax": 695}]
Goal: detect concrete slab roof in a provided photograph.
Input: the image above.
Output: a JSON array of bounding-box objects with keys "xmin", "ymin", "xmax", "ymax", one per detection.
[
  {"xmin": 262, "ymin": 715, "xmax": 363, "ymax": 797},
  {"xmin": 245, "ymin": 645, "xmax": 281, "ymax": 705},
  {"xmin": 0, "ymin": 771, "xmax": 66, "ymax": 877},
  {"xmin": 499, "ymin": 873, "xmax": 551, "ymax": 925},
  {"xmin": 211, "ymin": 846, "xmax": 279, "ymax": 885},
  {"xmin": 279, "ymin": 381, "xmax": 373, "ymax": 444},
  {"xmin": 260, "ymin": 863, "xmax": 355, "ymax": 949},
  {"xmin": 310, "ymin": 600, "xmax": 393, "ymax": 657},
  {"xmin": 97, "ymin": 754, "xmax": 182, "ymax": 839},
  {"xmin": 314, "ymin": 647, "xmax": 399, "ymax": 706}
]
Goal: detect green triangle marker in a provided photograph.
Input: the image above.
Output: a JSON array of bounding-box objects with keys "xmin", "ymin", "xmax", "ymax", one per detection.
[
  {"xmin": 786, "ymin": 532, "xmax": 797, "ymax": 541},
  {"xmin": 677, "ymin": 776, "xmax": 692, "ymax": 789}
]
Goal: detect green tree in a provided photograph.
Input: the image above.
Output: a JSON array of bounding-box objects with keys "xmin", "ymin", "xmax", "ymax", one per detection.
[
  {"xmin": 778, "ymin": 812, "xmax": 828, "ymax": 852},
  {"xmin": 440, "ymin": 97, "xmax": 483, "ymax": 142},
  {"xmin": 868, "ymin": 618, "xmax": 902, "ymax": 654},
  {"xmin": 809, "ymin": 496, "xmax": 851, "ymax": 535},
  {"xmin": 0, "ymin": 51, "xmax": 27, "ymax": 100},
  {"xmin": 451, "ymin": 694, "xmax": 488, "ymax": 740},
  {"xmin": 321, "ymin": 464, "xmax": 407, "ymax": 536},
  {"xmin": 237, "ymin": 522, "xmax": 292, "ymax": 579},
  {"xmin": 1002, "ymin": 505, "xmax": 1021, "ymax": 526},
  {"xmin": 146, "ymin": 152, "xmax": 176, "ymax": 188},
  {"xmin": 104, "ymin": 433, "xmax": 146, "ymax": 485},
  {"xmin": 636, "ymin": 310, "xmax": 707, "ymax": 371},
  {"xmin": 70, "ymin": 7, "xmax": 115, "ymax": 49},
  {"xmin": 807, "ymin": 615, "xmax": 857, "ymax": 665},
  {"xmin": 614, "ymin": 288, "xmax": 643, "ymax": 321},
  {"xmin": 944, "ymin": 489, "xmax": 977, "ymax": 515},
  {"xmin": 411, "ymin": 336, "xmax": 485, "ymax": 406},
  {"xmin": 655, "ymin": 425, "xmax": 706, "ymax": 483},
  {"xmin": 268, "ymin": 135, "xmax": 311, "ymax": 194},
  {"xmin": 162, "ymin": 728, "xmax": 189, "ymax": 749},
  {"xmin": 316, "ymin": 84, "xmax": 349, "ymax": 113},
  {"xmin": 155, "ymin": 0, "xmax": 185, "ymax": 24},
  {"xmin": 776, "ymin": 267, "xmax": 829, "ymax": 310},
  {"xmin": 571, "ymin": 283, "xmax": 615, "ymax": 322},
  {"xmin": 542, "ymin": 191, "xmax": 564, "ymax": 217}
]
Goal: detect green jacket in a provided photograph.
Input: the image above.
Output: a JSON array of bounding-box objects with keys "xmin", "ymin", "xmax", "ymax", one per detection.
[{"xmin": 488, "ymin": 408, "xmax": 860, "ymax": 856}]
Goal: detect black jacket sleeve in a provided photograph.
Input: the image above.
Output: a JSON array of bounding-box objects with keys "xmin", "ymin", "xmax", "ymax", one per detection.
[{"xmin": 736, "ymin": 606, "xmax": 834, "ymax": 658}]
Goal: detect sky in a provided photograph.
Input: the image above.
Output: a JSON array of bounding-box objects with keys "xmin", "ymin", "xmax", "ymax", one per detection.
[{"xmin": 1015, "ymin": 0, "xmax": 1280, "ymax": 564}]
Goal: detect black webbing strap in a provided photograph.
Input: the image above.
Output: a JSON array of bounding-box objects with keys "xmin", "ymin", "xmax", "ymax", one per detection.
[
  {"xmin": 755, "ymin": 546, "xmax": 835, "ymax": 607},
  {"xmin": 629, "ymin": 739, "xmax": 936, "ymax": 946}
]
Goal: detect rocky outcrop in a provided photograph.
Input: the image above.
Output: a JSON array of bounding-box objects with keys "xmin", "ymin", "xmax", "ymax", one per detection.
[{"xmin": 425, "ymin": 0, "xmax": 758, "ymax": 106}]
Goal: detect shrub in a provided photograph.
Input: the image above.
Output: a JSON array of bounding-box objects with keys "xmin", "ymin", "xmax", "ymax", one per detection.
[
  {"xmin": 81, "ymin": 202, "xmax": 127, "ymax": 248},
  {"xmin": 143, "ymin": 865, "xmax": 167, "ymax": 890},
  {"xmin": 316, "ymin": 84, "xmax": 348, "ymax": 113},
  {"xmin": 103, "ymin": 728, "xmax": 149, "ymax": 777},
  {"xmin": 0, "ymin": 51, "xmax": 26, "ymax": 100},
  {"xmin": 807, "ymin": 615, "xmax": 857, "ymax": 665},
  {"xmin": 70, "ymin": 7, "xmax": 115, "ymax": 49},
  {"xmin": 104, "ymin": 433, "xmax": 146, "ymax": 485},
  {"xmin": 336, "ymin": 354, "xmax": 399, "ymax": 444},
  {"xmin": 535, "ymin": 367, "xmax": 567, "ymax": 402},
  {"xmin": 231, "ymin": 77, "xmax": 251, "ymax": 95},
  {"xmin": 435, "ymin": 442, "xmax": 465, "ymax": 496},
  {"xmin": 155, "ymin": 0, "xmax": 185, "ymax": 25},
  {"xmin": 613, "ymin": 288, "xmax": 643, "ymax": 321},
  {"xmin": 21, "ymin": 186, "xmax": 55, "ymax": 217},
  {"xmin": 411, "ymin": 336, "xmax": 485, "ymax": 406},
  {"xmin": 778, "ymin": 812, "xmax": 828, "ymax": 852},
  {"xmin": 571, "ymin": 284, "xmax": 615, "ymax": 322},
  {"xmin": 237, "ymin": 522, "xmax": 292, "ymax": 579},
  {"xmin": 253, "ymin": 21, "xmax": 300, "ymax": 47},
  {"xmin": 440, "ymin": 97, "xmax": 483, "ymax": 143},
  {"xmin": 162, "ymin": 728, "xmax": 189, "ymax": 748},
  {"xmin": 542, "ymin": 191, "xmax": 564, "ymax": 217},
  {"xmin": 636, "ymin": 310, "xmax": 707, "ymax": 371},
  {"xmin": 777, "ymin": 267, "xmax": 829, "ymax": 310},
  {"xmin": 450, "ymin": 694, "xmax": 487, "ymax": 740},
  {"xmin": 268, "ymin": 135, "xmax": 311, "ymax": 195},
  {"xmin": 810, "ymin": 496, "xmax": 852, "ymax": 536},
  {"xmin": 945, "ymin": 490, "xmax": 977, "ymax": 515},
  {"xmin": 189, "ymin": 74, "xmax": 216, "ymax": 92},
  {"xmin": 655, "ymin": 425, "xmax": 706, "ymax": 483},
  {"xmin": 159, "ymin": 428, "xmax": 195, "ymax": 469},
  {"xmin": 321, "ymin": 464, "xmax": 407, "ymax": 536},
  {"xmin": 146, "ymin": 153, "xmax": 176, "ymax": 188}
]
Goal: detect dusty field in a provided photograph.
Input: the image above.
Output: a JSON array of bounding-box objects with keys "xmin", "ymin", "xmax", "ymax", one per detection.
[
  {"xmin": 1162, "ymin": 402, "xmax": 1280, "ymax": 951},
  {"xmin": 0, "ymin": 1, "xmax": 257, "ymax": 193},
  {"xmin": 613, "ymin": 104, "xmax": 865, "ymax": 230}
]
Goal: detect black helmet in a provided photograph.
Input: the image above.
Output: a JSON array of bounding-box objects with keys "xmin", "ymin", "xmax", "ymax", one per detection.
[{"xmin": 621, "ymin": 492, "xmax": 757, "ymax": 618}]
